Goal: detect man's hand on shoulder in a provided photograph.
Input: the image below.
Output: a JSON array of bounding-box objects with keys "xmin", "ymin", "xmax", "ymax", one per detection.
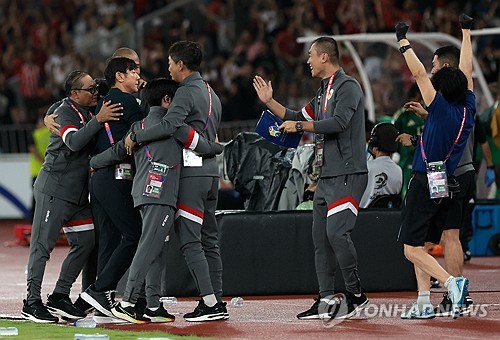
[{"xmin": 45, "ymin": 113, "xmax": 61, "ymax": 136}]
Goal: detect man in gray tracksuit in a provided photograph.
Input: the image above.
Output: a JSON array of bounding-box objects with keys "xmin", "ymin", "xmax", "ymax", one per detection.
[
  {"xmin": 22, "ymin": 71, "xmax": 121, "ymax": 323},
  {"xmin": 90, "ymin": 78, "xmax": 223, "ymax": 323},
  {"xmin": 124, "ymin": 41, "xmax": 226, "ymax": 322},
  {"xmin": 254, "ymin": 37, "xmax": 368, "ymax": 320}
]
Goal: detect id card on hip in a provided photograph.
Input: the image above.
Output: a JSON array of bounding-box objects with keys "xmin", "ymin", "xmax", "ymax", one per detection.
[
  {"xmin": 315, "ymin": 134, "xmax": 324, "ymax": 167},
  {"xmin": 115, "ymin": 163, "xmax": 133, "ymax": 180},
  {"xmin": 143, "ymin": 161, "xmax": 168, "ymax": 198},
  {"xmin": 426, "ymin": 161, "xmax": 449, "ymax": 199}
]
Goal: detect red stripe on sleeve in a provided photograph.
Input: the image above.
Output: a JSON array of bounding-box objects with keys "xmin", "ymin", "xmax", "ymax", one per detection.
[
  {"xmin": 61, "ymin": 124, "xmax": 78, "ymax": 136},
  {"xmin": 305, "ymin": 105, "xmax": 315, "ymax": 120},
  {"xmin": 184, "ymin": 127, "xmax": 195, "ymax": 148}
]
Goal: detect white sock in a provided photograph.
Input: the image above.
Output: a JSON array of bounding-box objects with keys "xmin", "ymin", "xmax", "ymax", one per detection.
[
  {"xmin": 203, "ymin": 294, "xmax": 217, "ymax": 307},
  {"xmin": 444, "ymin": 276, "xmax": 454, "ymax": 289},
  {"xmin": 148, "ymin": 306, "xmax": 158, "ymax": 311},
  {"xmin": 417, "ymin": 291, "xmax": 431, "ymax": 309},
  {"xmin": 121, "ymin": 301, "xmax": 135, "ymax": 308}
]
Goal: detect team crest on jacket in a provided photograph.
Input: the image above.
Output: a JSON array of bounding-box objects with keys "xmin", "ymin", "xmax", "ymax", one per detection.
[
  {"xmin": 327, "ymin": 89, "xmax": 334, "ymax": 100},
  {"xmin": 269, "ymin": 125, "xmax": 281, "ymax": 137}
]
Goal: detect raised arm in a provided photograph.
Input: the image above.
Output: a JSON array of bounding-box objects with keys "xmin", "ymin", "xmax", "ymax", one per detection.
[
  {"xmin": 395, "ymin": 23, "xmax": 436, "ymax": 107},
  {"xmin": 458, "ymin": 13, "xmax": 474, "ymax": 91}
]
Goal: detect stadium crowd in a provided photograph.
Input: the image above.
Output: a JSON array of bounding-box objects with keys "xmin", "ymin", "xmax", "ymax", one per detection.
[{"xmin": 0, "ymin": 0, "xmax": 498, "ymax": 131}]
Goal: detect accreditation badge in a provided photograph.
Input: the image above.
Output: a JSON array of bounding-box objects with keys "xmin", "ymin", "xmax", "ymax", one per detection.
[
  {"xmin": 183, "ymin": 149, "xmax": 203, "ymax": 167},
  {"xmin": 426, "ymin": 161, "xmax": 449, "ymax": 199},
  {"xmin": 115, "ymin": 163, "xmax": 133, "ymax": 180},
  {"xmin": 315, "ymin": 134, "xmax": 324, "ymax": 167},
  {"xmin": 143, "ymin": 161, "xmax": 168, "ymax": 198}
]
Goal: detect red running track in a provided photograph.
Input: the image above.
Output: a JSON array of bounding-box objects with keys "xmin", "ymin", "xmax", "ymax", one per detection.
[{"xmin": 1, "ymin": 222, "xmax": 499, "ymax": 339}]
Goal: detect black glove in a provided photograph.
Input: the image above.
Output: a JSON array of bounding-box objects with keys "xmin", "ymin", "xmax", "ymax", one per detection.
[
  {"xmin": 459, "ymin": 13, "xmax": 473, "ymax": 29},
  {"xmin": 395, "ymin": 22, "xmax": 409, "ymax": 42}
]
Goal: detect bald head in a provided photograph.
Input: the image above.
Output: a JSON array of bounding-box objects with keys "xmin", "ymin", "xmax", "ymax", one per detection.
[{"xmin": 112, "ymin": 47, "xmax": 140, "ymax": 69}]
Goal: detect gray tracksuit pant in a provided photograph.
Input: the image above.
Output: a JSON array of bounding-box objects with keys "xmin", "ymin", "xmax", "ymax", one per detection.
[
  {"xmin": 312, "ymin": 173, "xmax": 367, "ymax": 297},
  {"xmin": 27, "ymin": 189, "xmax": 95, "ymax": 304}
]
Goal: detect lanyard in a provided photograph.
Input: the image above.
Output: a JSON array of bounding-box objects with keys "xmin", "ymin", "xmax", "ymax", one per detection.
[
  {"xmin": 65, "ymin": 98, "xmax": 88, "ymax": 125},
  {"xmin": 202, "ymin": 82, "xmax": 212, "ymax": 131},
  {"xmin": 141, "ymin": 119, "xmax": 181, "ymax": 169},
  {"xmin": 419, "ymin": 106, "xmax": 467, "ymax": 163},
  {"xmin": 100, "ymin": 96, "xmax": 115, "ymax": 145},
  {"xmin": 322, "ymin": 73, "xmax": 336, "ymax": 121}
]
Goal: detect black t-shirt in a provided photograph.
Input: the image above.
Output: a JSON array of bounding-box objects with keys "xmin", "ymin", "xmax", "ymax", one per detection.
[{"xmin": 93, "ymin": 87, "xmax": 143, "ymax": 155}]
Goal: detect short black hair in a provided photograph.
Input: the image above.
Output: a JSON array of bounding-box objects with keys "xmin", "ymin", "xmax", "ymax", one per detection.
[
  {"xmin": 369, "ymin": 122, "xmax": 399, "ymax": 154},
  {"xmin": 169, "ymin": 41, "xmax": 203, "ymax": 72},
  {"xmin": 104, "ymin": 57, "xmax": 138, "ymax": 88},
  {"xmin": 431, "ymin": 67, "xmax": 467, "ymax": 104},
  {"xmin": 144, "ymin": 78, "xmax": 178, "ymax": 107},
  {"xmin": 311, "ymin": 37, "xmax": 339, "ymax": 65},
  {"xmin": 434, "ymin": 45, "xmax": 460, "ymax": 68},
  {"xmin": 64, "ymin": 70, "xmax": 88, "ymax": 97}
]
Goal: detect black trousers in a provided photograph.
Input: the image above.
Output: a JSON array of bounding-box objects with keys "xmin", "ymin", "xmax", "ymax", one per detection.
[{"xmin": 90, "ymin": 167, "xmax": 142, "ymax": 292}]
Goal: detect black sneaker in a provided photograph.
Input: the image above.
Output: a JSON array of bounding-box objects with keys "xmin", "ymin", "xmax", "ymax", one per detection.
[
  {"xmin": 136, "ymin": 297, "xmax": 147, "ymax": 311},
  {"xmin": 81, "ymin": 285, "xmax": 114, "ymax": 317},
  {"xmin": 143, "ymin": 303, "xmax": 175, "ymax": 323},
  {"xmin": 297, "ymin": 297, "xmax": 321, "ymax": 320},
  {"xmin": 21, "ymin": 299, "xmax": 59, "ymax": 323},
  {"xmin": 430, "ymin": 277, "xmax": 441, "ymax": 288},
  {"xmin": 111, "ymin": 302, "xmax": 151, "ymax": 324},
  {"xmin": 183, "ymin": 300, "xmax": 227, "ymax": 322},
  {"xmin": 74, "ymin": 295, "xmax": 94, "ymax": 314},
  {"xmin": 329, "ymin": 292, "xmax": 369, "ymax": 319},
  {"xmin": 219, "ymin": 301, "xmax": 229, "ymax": 320},
  {"xmin": 46, "ymin": 294, "xmax": 86, "ymax": 320},
  {"xmin": 462, "ymin": 294, "xmax": 473, "ymax": 314},
  {"xmin": 434, "ymin": 292, "xmax": 473, "ymax": 317}
]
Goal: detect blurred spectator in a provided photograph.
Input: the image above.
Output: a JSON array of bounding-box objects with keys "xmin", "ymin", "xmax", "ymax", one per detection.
[
  {"xmin": 28, "ymin": 112, "xmax": 50, "ymax": 222},
  {"xmin": 393, "ymin": 83, "xmax": 425, "ymax": 196},
  {"xmin": 0, "ymin": 0, "xmax": 497, "ymax": 146}
]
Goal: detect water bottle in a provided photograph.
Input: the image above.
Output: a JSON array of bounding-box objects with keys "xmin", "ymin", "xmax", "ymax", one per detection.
[
  {"xmin": 0, "ymin": 327, "xmax": 18, "ymax": 336},
  {"xmin": 230, "ymin": 297, "xmax": 244, "ymax": 307},
  {"xmin": 74, "ymin": 335, "xmax": 109, "ymax": 340},
  {"xmin": 73, "ymin": 318, "xmax": 97, "ymax": 328},
  {"xmin": 159, "ymin": 296, "xmax": 177, "ymax": 307}
]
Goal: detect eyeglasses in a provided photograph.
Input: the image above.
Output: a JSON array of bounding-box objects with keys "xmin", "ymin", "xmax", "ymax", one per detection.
[{"xmin": 72, "ymin": 86, "xmax": 98, "ymax": 94}]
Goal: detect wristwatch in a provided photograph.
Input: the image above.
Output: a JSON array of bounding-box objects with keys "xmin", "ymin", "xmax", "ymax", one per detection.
[
  {"xmin": 399, "ymin": 45, "xmax": 412, "ymax": 54},
  {"xmin": 129, "ymin": 132, "xmax": 137, "ymax": 142},
  {"xmin": 295, "ymin": 121, "xmax": 303, "ymax": 132}
]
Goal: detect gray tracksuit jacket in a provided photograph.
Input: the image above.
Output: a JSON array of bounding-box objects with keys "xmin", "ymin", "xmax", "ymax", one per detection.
[
  {"xmin": 284, "ymin": 69, "xmax": 367, "ymax": 178},
  {"xmin": 35, "ymin": 98, "xmax": 101, "ymax": 205},
  {"xmin": 90, "ymin": 106, "xmax": 223, "ymax": 208},
  {"xmin": 134, "ymin": 72, "xmax": 222, "ymax": 178}
]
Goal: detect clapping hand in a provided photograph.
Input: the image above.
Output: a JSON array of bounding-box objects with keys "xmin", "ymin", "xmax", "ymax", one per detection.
[{"xmin": 253, "ymin": 76, "xmax": 273, "ymax": 104}]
